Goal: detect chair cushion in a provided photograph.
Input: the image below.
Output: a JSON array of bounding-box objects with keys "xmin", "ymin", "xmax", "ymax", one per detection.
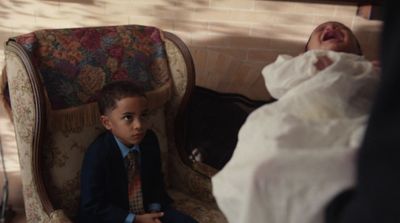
[
  {"xmin": 42, "ymin": 108, "xmax": 170, "ymax": 218},
  {"xmin": 168, "ymin": 189, "xmax": 228, "ymax": 223}
]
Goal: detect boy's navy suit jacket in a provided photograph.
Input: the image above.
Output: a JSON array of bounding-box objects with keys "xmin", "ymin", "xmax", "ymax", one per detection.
[{"xmin": 78, "ymin": 130, "xmax": 171, "ymax": 223}]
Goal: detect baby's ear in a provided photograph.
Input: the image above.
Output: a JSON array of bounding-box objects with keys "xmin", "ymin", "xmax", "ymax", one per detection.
[{"xmin": 100, "ymin": 115, "xmax": 112, "ymax": 130}]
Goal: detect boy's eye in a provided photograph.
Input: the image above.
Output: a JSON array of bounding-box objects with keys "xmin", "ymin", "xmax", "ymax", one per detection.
[{"xmin": 123, "ymin": 115, "xmax": 133, "ymax": 121}]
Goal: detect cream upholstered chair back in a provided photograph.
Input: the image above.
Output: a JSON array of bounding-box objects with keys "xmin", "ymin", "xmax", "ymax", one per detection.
[{"xmin": 4, "ymin": 25, "xmax": 227, "ymax": 223}]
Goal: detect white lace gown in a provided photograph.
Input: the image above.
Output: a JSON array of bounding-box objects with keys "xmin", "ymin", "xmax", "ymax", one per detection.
[{"xmin": 212, "ymin": 50, "xmax": 380, "ymax": 223}]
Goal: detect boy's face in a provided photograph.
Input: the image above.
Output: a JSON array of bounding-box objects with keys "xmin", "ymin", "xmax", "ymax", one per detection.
[
  {"xmin": 101, "ymin": 96, "xmax": 149, "ymax": 147},
  {"xmin": 307, "ymin": 22, "xmax": 360, "ymax": 55}
]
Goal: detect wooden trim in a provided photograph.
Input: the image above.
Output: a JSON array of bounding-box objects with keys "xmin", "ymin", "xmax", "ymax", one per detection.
[
  {"xmin": 269, "ymin": 0, "xmax": 360, "ymax": 3},
  {"xmin": 357, "ymin": 3, "xmax": 383, "ymax": 20},
  {"xmin": 357, "ymin": 4, "xmax": 373, "ymax": 19},
  {"xmin": 162, "ymin": 32, "xmax": 197, "ymax": 170},
  {"xmin": 5, "ymin": 41, "xmax": 53, "ymax": 215},
  {"xmin": 271, "ymin": 0, "xmax": 383, "ymax": 20}
]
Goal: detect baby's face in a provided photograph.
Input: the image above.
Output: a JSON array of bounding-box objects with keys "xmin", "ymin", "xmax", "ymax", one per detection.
[{"xmin": 307, "ymin": 22, "xmax": 360, "ymax": 55}]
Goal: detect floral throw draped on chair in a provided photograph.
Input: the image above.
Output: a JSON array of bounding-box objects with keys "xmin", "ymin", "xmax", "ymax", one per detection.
[
  {"xmin": 3, "ymin": 25, "xmax": 172, "ymax": 134},
  {"xmin": 12, "ymin": 25, "xmax": 171, "ymax": 109}
]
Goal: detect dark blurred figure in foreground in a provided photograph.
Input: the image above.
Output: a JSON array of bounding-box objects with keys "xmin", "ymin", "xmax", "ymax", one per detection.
[{"xmin": 326, "ymin": 1, "xmax": 400, "ymax": 222}]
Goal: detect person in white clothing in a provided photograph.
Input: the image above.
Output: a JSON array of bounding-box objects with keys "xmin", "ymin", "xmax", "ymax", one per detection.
[{"xmin": 212, "ymin": 21, "xmax": 380, "ymax": 223}]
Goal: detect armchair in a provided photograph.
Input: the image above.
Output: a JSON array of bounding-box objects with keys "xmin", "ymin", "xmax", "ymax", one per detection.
[{"xmin": 4, "ymin": 25, "xmax": 227, "ymax": 223}]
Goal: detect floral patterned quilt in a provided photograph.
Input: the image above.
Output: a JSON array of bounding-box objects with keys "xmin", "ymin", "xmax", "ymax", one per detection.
[{"xmin": 10, "ymin": 25, "xmax": 171, "ymax": 110}]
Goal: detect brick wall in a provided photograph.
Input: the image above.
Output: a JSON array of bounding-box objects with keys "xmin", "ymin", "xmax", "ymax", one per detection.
[{"xmin": 0, "ymin": 0, "xmax": 382, "ymax": 100}]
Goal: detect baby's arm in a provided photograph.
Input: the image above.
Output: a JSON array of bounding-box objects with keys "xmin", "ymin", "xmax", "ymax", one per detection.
[
  {"xmin": 371, "ymin": 60, "xmax": 380, "ymax": 68},
  {"xmin": 314, "ymin": 55, "xmax": 333, "ymax": 71},
  {"xmin": 262, "ymin": 52, "xmax": 322, "ymax": 99}
]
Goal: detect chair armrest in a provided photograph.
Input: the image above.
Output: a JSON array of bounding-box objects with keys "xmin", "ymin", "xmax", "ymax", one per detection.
[
  {"xmin": 49, "ymin": 210, "xmax": 73, "ymax": 223},
  {"xmin": 5, "ymin": 42, "xmax": 53, "ymax": 222}
]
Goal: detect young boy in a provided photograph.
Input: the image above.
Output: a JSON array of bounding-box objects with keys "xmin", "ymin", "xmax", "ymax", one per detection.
[{"xmin": 78, "ymin": 80, "xmax": 198, "ymax": 223}]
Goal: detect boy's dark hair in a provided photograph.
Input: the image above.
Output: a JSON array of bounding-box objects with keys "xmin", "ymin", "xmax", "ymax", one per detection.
[{"xmin": 97, "ymin": 80, "xmax": 146, "ymax": 115}]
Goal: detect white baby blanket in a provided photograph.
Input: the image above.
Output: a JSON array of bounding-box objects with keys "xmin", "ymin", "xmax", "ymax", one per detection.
[{"xmin": 212, "ymin": 50, "xmax": 380, "ymax": 223}]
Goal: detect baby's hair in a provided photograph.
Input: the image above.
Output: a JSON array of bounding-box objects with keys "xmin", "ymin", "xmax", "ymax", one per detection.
[{"xmin": 98, "ymin": 80, "xmax": 146, "ymax": 115}]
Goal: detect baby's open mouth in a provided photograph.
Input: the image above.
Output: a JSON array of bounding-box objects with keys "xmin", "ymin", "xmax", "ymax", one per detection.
[{"xmin": 322, "ymin": 30, "xmax": 343, "ymax": 42}]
